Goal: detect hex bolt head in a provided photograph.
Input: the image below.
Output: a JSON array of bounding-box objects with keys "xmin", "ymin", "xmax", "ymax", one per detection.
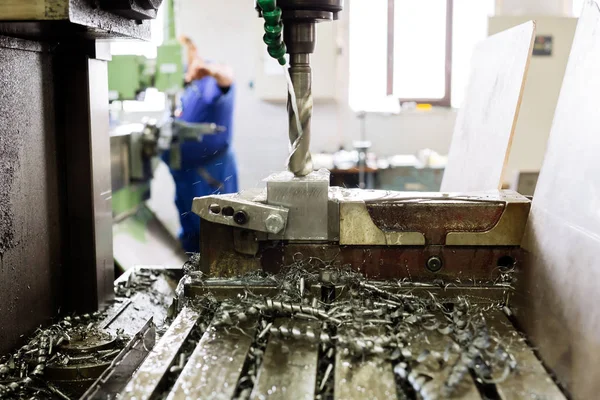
[
  {"xmin": 426, "ymin": 256, "xmax": 443, "ymax": 272},
  {"xmin": 233, "ymin": 210, "xmax": 249, "ymax": 225},
  {"xmin": 265, "ymin": 214, "xmax": 285, "ymax": 234}
]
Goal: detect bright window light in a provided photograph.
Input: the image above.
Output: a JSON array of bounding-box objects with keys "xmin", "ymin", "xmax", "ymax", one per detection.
[
  {"xmin": 452, "ymin": 0, "xmax": 495, "ymax": 107},
  {"xmin": 393, "ymin": 0, "xmax": 447, "ymax": 100},
  {"xmin": 348, "ymin": 0, "xmax": 494, "ymax": 111},
  {"xmin": 348, "ymin": 0, "xmax": 388, "ymax": 112}
]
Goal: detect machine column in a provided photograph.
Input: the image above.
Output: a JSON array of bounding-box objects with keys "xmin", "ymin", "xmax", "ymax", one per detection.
[{"xmin": 58, "ymin": 42, "xmax": 114, "ymax": 313}]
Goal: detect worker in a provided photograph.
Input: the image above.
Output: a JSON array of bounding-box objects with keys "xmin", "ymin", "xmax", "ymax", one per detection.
[{"xmin": 162, "ymin": 36, "xmax": 237, "ymax": 253}]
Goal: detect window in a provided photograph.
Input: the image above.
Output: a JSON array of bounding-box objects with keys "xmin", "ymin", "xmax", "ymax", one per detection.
[
  {"xmin": 389, "ymin": 0, "xmax": 452, "ymax": 105},
  {"xmin": 349, "ymin": 0, "xmax": 495, "ymax": 111}
]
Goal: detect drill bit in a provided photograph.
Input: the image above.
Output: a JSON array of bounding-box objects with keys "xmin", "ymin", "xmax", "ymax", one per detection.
[{"xmin": 286, "ymin": 53, "xmax": 313, "ymax": 176}]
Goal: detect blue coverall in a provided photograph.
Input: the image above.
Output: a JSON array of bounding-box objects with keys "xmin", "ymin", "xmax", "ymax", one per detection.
[{"xmin": 162, "ymin": 76, "xmax": 238, "ymax": 253}]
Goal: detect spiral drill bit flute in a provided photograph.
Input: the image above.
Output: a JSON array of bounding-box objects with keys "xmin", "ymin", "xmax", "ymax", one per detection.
[{"xmin": 257, "ymin": 0, "xmax": 343, "ymax": 176}]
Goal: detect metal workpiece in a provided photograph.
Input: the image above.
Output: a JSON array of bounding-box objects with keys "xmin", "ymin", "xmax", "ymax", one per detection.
[
  {"xmin": 266, "ymin": 169, "xmax": 330, "ymax": 240},
  {"xmin": 339, "ymin": 189, "xmax": 531, "ymax": 246},
  {"xmin": 287, "ymin": 53, "xmax": 314, "ymax": 176},
  {"xmin": 193, "ymin": 171, "xmax": 339, "ymax": 242},
  {"xmin": 193, "ymin": 193, "xmax": 289, "ymax": 234}
]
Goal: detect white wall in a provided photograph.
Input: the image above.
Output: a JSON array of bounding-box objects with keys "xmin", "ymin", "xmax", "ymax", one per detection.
[
  {"xmin": 496, "ymin": 0, "xmax": 572, "ymax": 16},
  {"xmin": 175, "ymin": 0, "xmax": 457, "ymax": 190}
]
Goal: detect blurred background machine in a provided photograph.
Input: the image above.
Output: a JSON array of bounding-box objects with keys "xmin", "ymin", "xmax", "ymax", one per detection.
[
  {"xmin": 313, "ymin": 113, "xmax": 447, "ymax": 192},
  {"xmin": 109, "ymin": 115, "xmax": 224, "ymax": 272},
  {"xmin": 108, "ymin": 0, "xmax": 184, "ymax": 101}
]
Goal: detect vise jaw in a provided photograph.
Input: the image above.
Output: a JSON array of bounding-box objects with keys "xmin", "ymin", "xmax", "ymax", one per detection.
[{"xmin": 192, "ymin": 170, "xmax": 531, "ymax": 280}]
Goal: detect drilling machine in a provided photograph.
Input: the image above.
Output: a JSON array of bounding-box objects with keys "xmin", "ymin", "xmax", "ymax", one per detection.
[
  {"xmin": 91, "ymin": 1, "xmax": 565, "ymax": 399},
  {"xmin": 1, "ymin": 0, "xmax": 595, "ymax": 399}
]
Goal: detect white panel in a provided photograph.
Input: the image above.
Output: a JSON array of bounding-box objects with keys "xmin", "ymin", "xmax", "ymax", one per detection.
[{"xmin": 489, "ymin": 16, "xmax": 577, "ymax": 184}]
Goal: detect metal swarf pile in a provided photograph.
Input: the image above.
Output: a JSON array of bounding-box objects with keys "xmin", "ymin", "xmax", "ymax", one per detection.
[
  {"xmin": 0, "ymin": 268, "xmax": 175, "ymax": 400},
  {"xmin": 0, "ymin": 312, "xmax": 124, "ymax": 400},
  {"xmin": 185, "ymin": 264, "xmax": 519, "ymax": 400}
]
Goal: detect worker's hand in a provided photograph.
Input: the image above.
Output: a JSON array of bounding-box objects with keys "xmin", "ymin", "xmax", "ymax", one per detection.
[
  {"xmin": 178, "ymin": 35, "xmax": 194, "ymax": 46},
  {"xmin": 185, "ymin": 57, "xmax": 212, "ymax": 82},
  {"xmin": 186, "ymin": 58, "xmax": 234, "ymax": 88},
  {"xmin": 179, "ymin": 35, "xmax": 198, "ymax": 60},
  {"xmin": 180, "ymin": 34, "xmax": 233, "ymax": 87}
]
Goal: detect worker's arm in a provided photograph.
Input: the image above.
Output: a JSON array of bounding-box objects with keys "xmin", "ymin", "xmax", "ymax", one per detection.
[
  {"xmin": 179, "ymin": 35, "xmax": 233, "ymax": 89},
  {"xmin": 186, "ymin": 60, "xmax": 234, "ymax": 89}
]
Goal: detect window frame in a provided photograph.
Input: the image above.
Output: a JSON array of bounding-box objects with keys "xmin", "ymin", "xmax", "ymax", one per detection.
[{"xmin": 387, "ymin": 0, "xmax": 454, "ymax": 107}]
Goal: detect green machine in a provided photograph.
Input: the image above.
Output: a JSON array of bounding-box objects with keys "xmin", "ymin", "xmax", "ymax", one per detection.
[
  {"xmin": 108, "ymin": 0, "xmax": 184, "ymax": 101},
  {"xmin": 108, "ymin": 0, "xmax": 186, "ymax": 272},
  {"xmin": 107, "ymin": 0, "xmax": 226, "ymax": 273}
]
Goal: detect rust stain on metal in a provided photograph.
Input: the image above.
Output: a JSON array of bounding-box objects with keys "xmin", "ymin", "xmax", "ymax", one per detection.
[
  {"xmin": 256, "ymin": 244, "xmax": 522, "ymax": 282},
  {"xmin": 365, "ymin": 201, "xmax": 505, "ymax": 244},
  {"xmin": 45, "ymin": 0, "xmax": 69, "ymax": 19}
]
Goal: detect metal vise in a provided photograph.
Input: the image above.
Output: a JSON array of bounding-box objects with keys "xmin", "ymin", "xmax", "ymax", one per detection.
[{"xmin": 192, "ymin": 170, "xmax": 530, "ymax": 282}]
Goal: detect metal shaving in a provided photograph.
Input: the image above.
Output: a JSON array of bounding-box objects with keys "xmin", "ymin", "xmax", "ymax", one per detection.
[
  {"xmin": 0, "ymin": 312, "xmax": 123, "ymax": 399},
  {"xmin": 232, "ymin": 319, "xmax": 270, "ymax": 400},
  {"xmin": 183, "ymin": 262, "xmax": 519, "ymax": 399}
]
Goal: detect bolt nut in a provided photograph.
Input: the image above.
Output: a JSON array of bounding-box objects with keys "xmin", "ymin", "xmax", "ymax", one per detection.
[
  {"xmin": 426, "ymin": 256, "xmax": 443, "ymax": 272},
  {"xmin": 233, "ymin": 210, "xmax": 249, "ymax": 225},
  {"xmin": 265, "ymin": 214, "xmax": 285, "ymax": 234}
]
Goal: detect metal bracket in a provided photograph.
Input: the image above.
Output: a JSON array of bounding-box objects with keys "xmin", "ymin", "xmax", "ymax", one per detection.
[{"xmin": 193, "ymin": 194, "xmax": 289, "ymax": 234}]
